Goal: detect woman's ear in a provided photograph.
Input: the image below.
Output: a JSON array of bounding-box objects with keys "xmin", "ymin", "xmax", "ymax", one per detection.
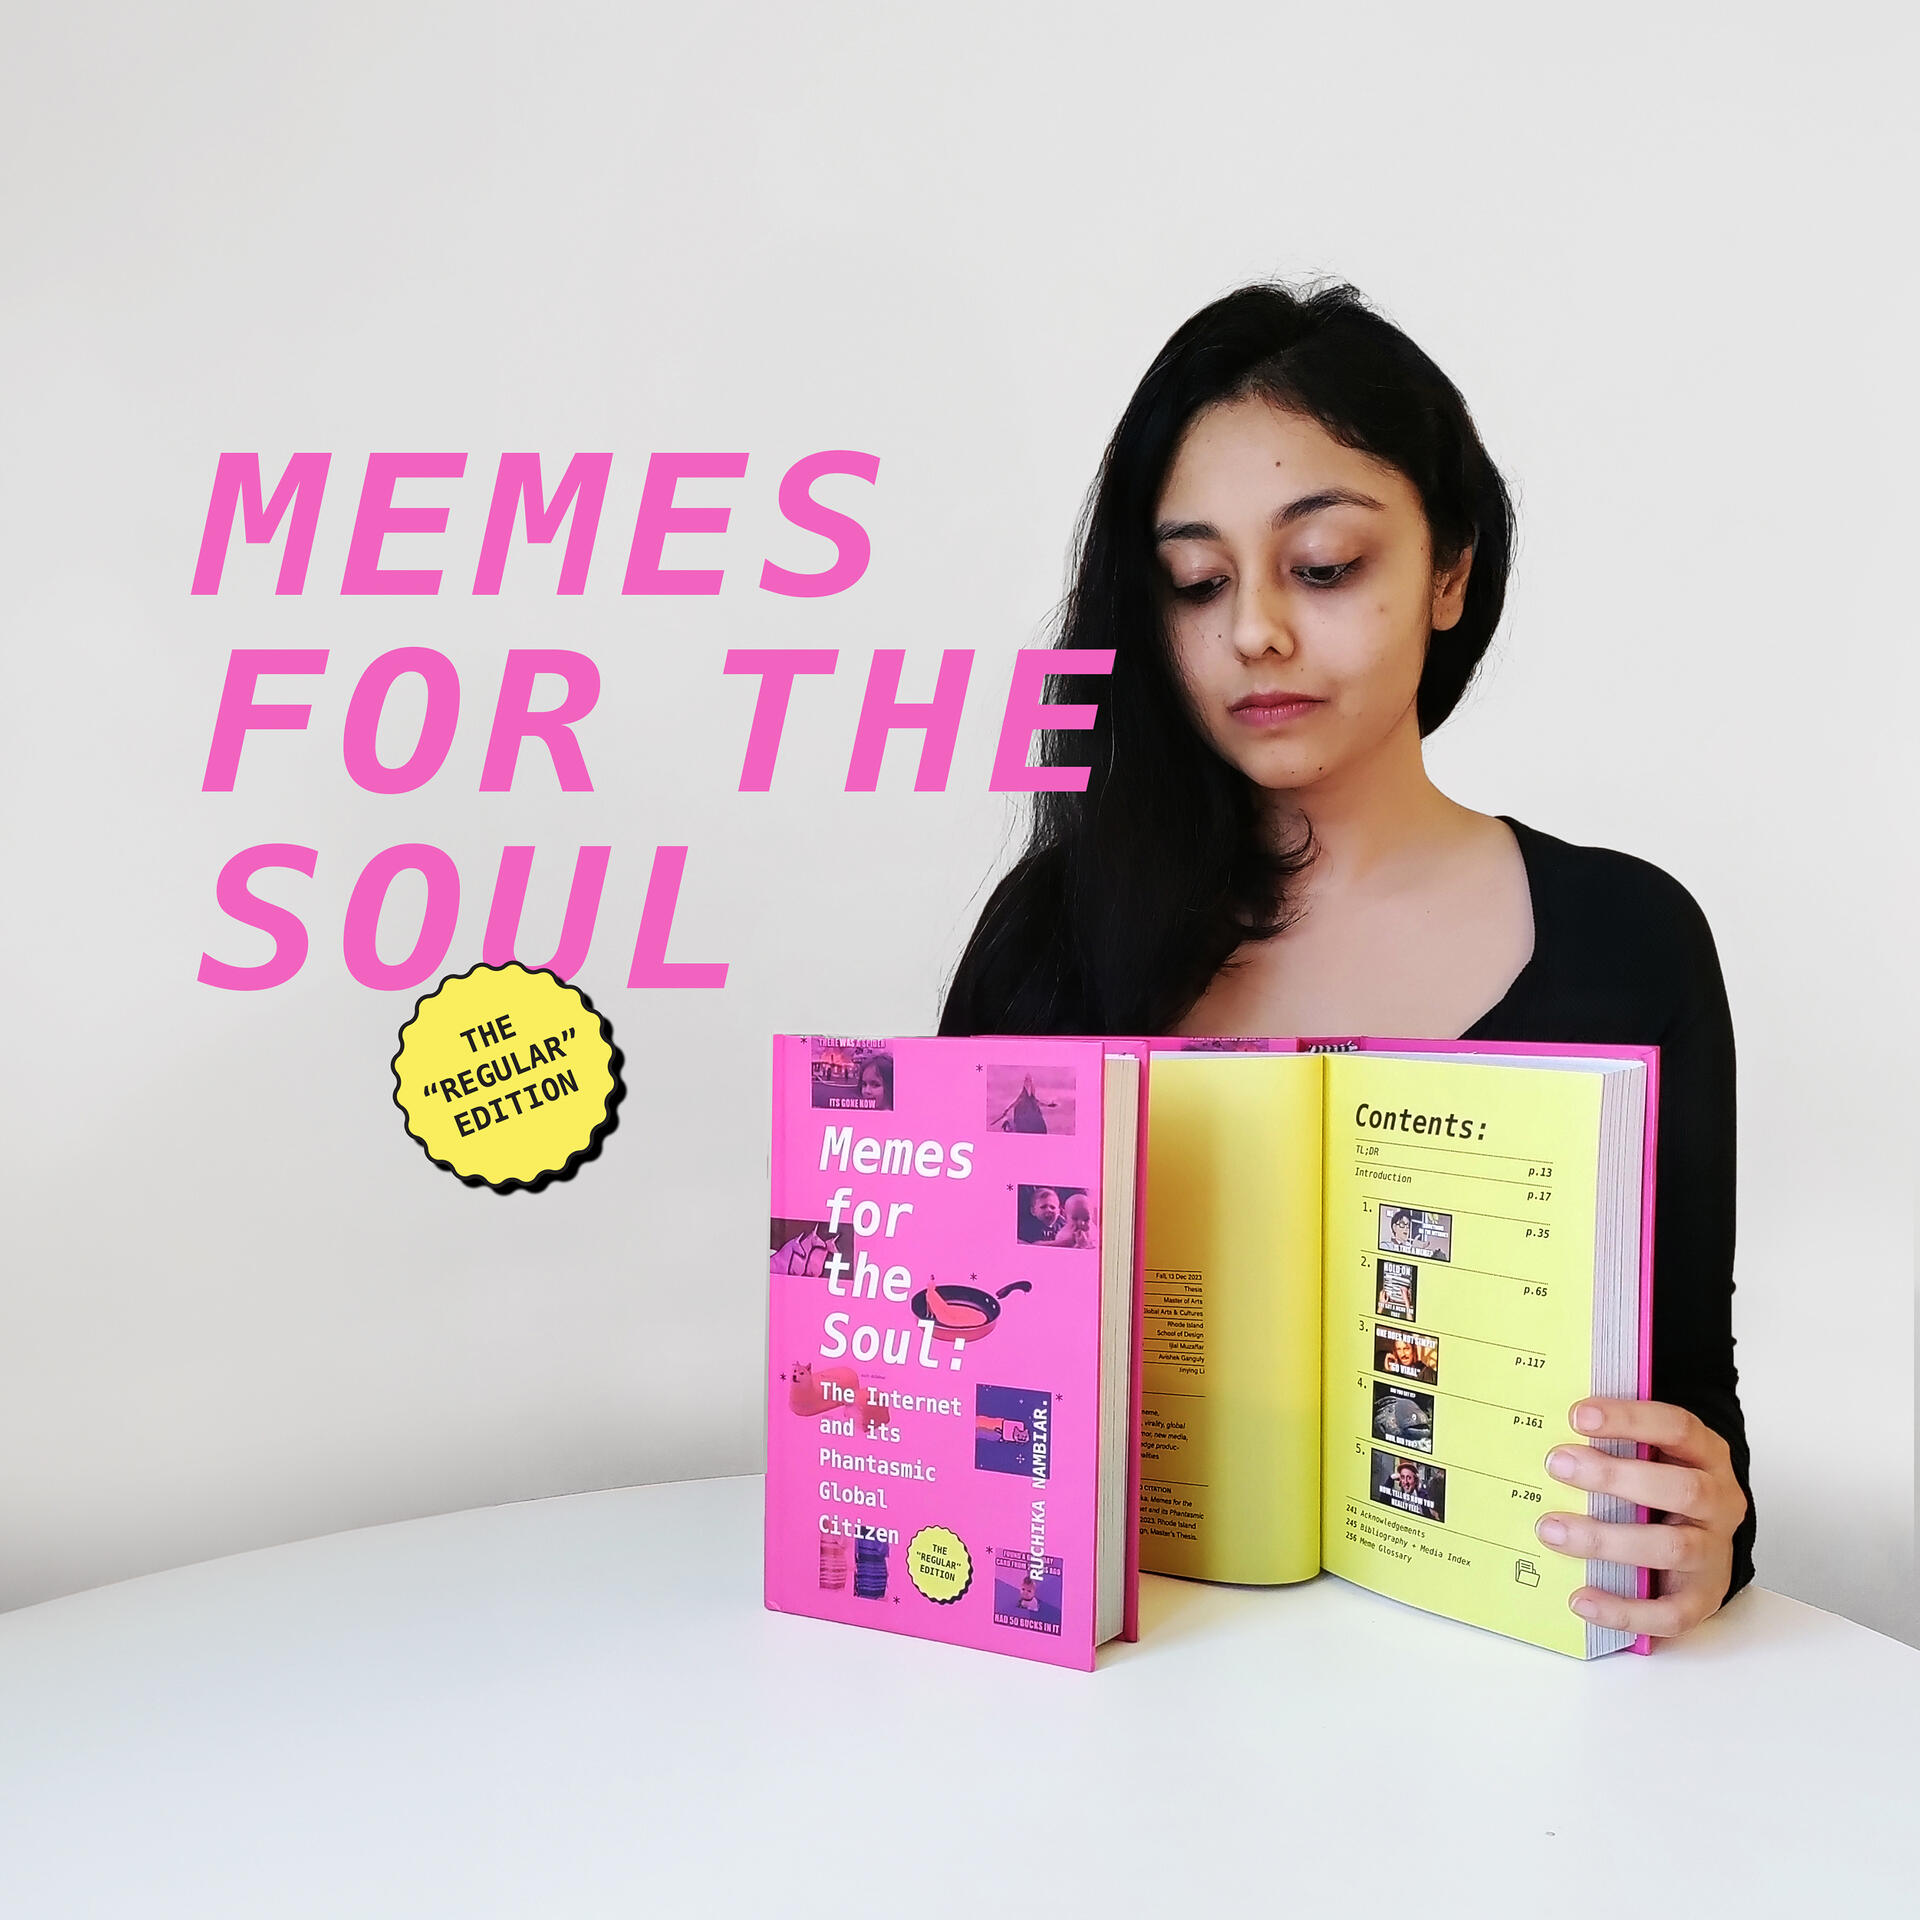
[{"xmin": 1431, "ymin": 545, "xmax": 1474, "ymax": 632}]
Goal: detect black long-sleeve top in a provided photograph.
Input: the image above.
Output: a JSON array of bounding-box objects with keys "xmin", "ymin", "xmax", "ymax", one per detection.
[{"xmin": 1465, "ymin": 818, "xmax": 1754, "ymax": 1601}]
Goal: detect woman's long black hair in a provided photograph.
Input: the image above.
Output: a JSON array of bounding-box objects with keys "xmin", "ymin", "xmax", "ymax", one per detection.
[{"xmin": 939, "ymin": 282, "xmax": 1515, "ymax": 1038}]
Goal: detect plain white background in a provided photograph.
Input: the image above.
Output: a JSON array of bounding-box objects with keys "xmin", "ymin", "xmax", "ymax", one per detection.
[{"xmin": 1, "ymin": 2, "xmax": 1912, "ymax": 1643}]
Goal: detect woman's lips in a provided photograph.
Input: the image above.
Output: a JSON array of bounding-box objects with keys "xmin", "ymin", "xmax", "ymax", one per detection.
[{"xmin": 1228, "ymin": 693, "xmax": 1324, "ymax": 725}]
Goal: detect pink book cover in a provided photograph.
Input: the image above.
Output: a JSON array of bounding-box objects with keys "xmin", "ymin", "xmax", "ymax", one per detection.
[
  {"xmin": 765, "ymin": 1034, "xmax": 1139, "ymax": 1671},
  {"xmin": 1143, "ymin": 1033, "xmax": 1661, "ymax": 1655},
  {"xmin": 1096, "ymin": 1036, "xmax": 1155, "ymax": 1645}
]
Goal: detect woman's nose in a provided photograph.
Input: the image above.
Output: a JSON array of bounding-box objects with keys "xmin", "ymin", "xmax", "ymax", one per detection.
[{"xmin": 1229, "ymin": 577, "xmax": 1297, "ymax": 661}]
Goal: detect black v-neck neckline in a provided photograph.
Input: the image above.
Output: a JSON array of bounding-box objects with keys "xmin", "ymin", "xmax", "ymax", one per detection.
[{"xmin": 1458, "ymin": 815, "xmax": 1546, "ymax": 1040}]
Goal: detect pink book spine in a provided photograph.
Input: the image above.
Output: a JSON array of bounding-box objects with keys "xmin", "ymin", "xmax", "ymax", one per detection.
[
  {"xmin": 1629, "ymin": 1044, "xmax": 1661, "ymax": 1655},
  {"xmin": 764, "ymin": 1035, "xmax": 1119, "ymax": 1670},
  {"xmin": 1098, "ymin": 1038, "xmax": 1154, "ymax": 1644},
  {"xmin": 965, "ymin": 1033, "xmax": 1157, "ymax": 1645},
  {"xmin": 763, "ymin": 1046, "xmax": 785, "ymax": 1605}
]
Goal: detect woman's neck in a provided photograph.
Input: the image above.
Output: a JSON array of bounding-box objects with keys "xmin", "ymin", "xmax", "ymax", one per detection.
[{"xmin": 1260, "ymin": 710, "xmax": 1476, "ymax": 896}]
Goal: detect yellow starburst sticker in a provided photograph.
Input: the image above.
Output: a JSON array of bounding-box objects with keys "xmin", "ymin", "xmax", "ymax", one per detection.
[
  {"xmin": 907, "ymin": 1526, "xmax": 973, "ymax": 1604},
  {"xmin": 392, "ymin": 963, "xmax": 622, "ymax": 1192}
]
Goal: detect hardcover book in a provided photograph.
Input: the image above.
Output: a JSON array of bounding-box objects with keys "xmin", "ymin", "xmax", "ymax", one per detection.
[{"xmin": 764, "ymin": 1035, "xmax": 1143, "ymax": 1671}]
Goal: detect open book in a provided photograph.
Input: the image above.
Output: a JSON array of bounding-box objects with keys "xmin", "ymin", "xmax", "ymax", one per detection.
[
  {"xmin": 764, "ymin": 1035, "xmax": 1144, "ymax": 1670},
  {"xmin": 1138, "ymin": 1038, "xmax": 1657, "ymax": 1658}
]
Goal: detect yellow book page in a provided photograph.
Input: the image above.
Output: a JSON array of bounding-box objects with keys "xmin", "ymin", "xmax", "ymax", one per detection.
[
  {"xmin": 1139, "ymin": 1051, "xmax": 1323, "ymax": 1584},
  {"xmin": 1320, "ymin": 1055, "xmax": 1604, "ymax": 1656}
]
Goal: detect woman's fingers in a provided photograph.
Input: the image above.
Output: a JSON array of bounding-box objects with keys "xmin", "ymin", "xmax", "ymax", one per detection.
[
  {"xmin": 1530, "ymin": 1401, "xmax": 1743, "ymax": 1641},
  {"xmin": 1533, "ymin": 1510, "xmax": 1713, "ymax": 1571},
  {"xmin": 1543, "ymin": 1444, "xmax": 1716, "ymax": 1519},
  {"xmin": 1566, "ymin": 1582, "xmax": 1718, "ymax": 1638},
  {"xmin": 1566, "ymin": 1397, "xmax": 1732, "ymax": 1471}
]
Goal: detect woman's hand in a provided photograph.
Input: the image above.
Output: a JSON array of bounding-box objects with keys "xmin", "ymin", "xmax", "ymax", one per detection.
[{"xmin": 1533, "ymin": 1398, "xmax": 1748, "ymax": 1640}]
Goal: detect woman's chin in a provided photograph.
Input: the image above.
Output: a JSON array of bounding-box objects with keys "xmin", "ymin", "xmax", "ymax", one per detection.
[{"xmin": 1225, "ymin": 747, "xmax": 1339, "ymax": 796}]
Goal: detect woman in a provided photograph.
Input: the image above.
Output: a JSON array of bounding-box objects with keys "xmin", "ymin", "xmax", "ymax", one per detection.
[{"xmin": 941, "ymin": 283, "xmax": 1752, "ymax": 1640}]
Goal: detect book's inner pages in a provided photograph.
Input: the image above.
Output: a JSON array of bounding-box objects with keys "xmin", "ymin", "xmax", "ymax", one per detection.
[
  {"xmin": 1094, "ymin": 1053, "xmax": 1139, "ymax": 1646},
  {"xmin": 1321, "ymin": 1052, "xmax": 1647, "ymax": 1659},
  {"xmin": 1137, "ymin": 1052, "xmax": 1325, "ymax": 1585},
  {"xmin": 1365, "ymin": 1053, "xmax": 1647, "ymax": 1655}
]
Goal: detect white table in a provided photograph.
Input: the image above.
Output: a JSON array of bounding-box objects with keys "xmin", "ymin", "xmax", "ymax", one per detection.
[{"xmin": 1, "ymin": 1475, "xmax": 1913, "ymax": 1917}]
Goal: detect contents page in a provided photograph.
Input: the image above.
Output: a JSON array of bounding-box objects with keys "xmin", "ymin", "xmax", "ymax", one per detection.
[
  {"xmin": 1139, "ymin": 1052, "xmax": 1323, "ymax": 1583},
  {"xmin": 1321, "ymin": 1056, "xmax": 1605, "ymax": 1656}
]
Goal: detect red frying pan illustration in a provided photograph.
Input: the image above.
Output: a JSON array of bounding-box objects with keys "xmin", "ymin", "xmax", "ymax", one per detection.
[{"xmin": 910, "ymin": 1280, "xmax": 1032, "ymax": 1342}]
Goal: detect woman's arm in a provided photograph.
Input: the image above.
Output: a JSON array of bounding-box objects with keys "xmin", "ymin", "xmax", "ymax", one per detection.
[
  {"xmin": 1640, "ymin": 881, "xmax": 1755, "ymax": 1600},
  {"xmin": 1529, "ymin": 861, "xmax": 1756, "ymax": 1630}
]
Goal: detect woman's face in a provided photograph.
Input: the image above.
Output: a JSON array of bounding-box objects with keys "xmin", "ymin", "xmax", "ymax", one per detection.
[{"xmin": 1153, "ymin": 396, "xmax": 1470, "ymax": 794}]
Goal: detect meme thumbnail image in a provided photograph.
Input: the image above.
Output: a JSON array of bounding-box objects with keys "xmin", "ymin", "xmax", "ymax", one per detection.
[
  {"xmin": 1371, "ymin": 1450, "xmax": 1446, "ymax": 1521},
  {"xmin": 1375, "ymin": 1259, "xmax": 1418, "ymax": 1321},
  {"xmin": 1017, "ymin": 1185, "xmax": 1098, "ymax": 1249},
  {"xmin": 770, "ymin": 1217, "xmax": 855, "ymax": 1279},
  {"xmin": 975, "ymin": 1385, "xmax": 1053, "ymax": 1477},
  {"xmin": 992, "ymin": 1550, "xmax": 1064, "ymax": 1634},
  {"xmin": 1372, "ymin": 1381, "xmax": 1436, "ymax": 1452},
  {"xmin": 810, "ymin": 1038, "xmax": 894, "ymax": 1112},
  {"xmin": 984, "ymin": 1064, "xmax": 1077, "ymax": 1136},
  {"xmin": 1378, "ymin": 1206, "xmax": 1451, "ymax": 1263},
  {"xmin": 1375, "ymin": 1326, "xmax": 1439, "ymax": 1385}
]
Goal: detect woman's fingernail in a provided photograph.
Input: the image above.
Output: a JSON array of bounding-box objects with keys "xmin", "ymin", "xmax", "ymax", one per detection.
[
  {"xmin": 1545, "ymin": 1448, "xmax": 1579, "ymax": 1479},
  {"xmin": 1535, "ymin": 1517, "xmax": 1568, "ymax": 1547},
  {"xmin": 1573, "ymin": 1403, "xmax": 1604, "ymax": 1433},
  {"xmin": 1571, "ymin": 1595, "xmax": 1599, "ymax": 1619}
]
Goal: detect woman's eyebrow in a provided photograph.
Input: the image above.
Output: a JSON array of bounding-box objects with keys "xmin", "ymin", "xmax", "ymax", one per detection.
[
  {"xmin": 1153, "ymin": 487, "xmax": 1386, "ymax": 543},
  {"xmin": 1274, "ymin": 487, "xmax": 1384, "ymax": 526}
]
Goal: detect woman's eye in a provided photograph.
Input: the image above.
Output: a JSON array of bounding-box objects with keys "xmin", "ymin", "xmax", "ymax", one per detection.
[
  {"xmin": 1294, "ymin": 559, "xmax": 1361, "ymax": 588},
  {"xmin": 1172, "ymin": 576, "xmax": 1227, "ymax": 604}
]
